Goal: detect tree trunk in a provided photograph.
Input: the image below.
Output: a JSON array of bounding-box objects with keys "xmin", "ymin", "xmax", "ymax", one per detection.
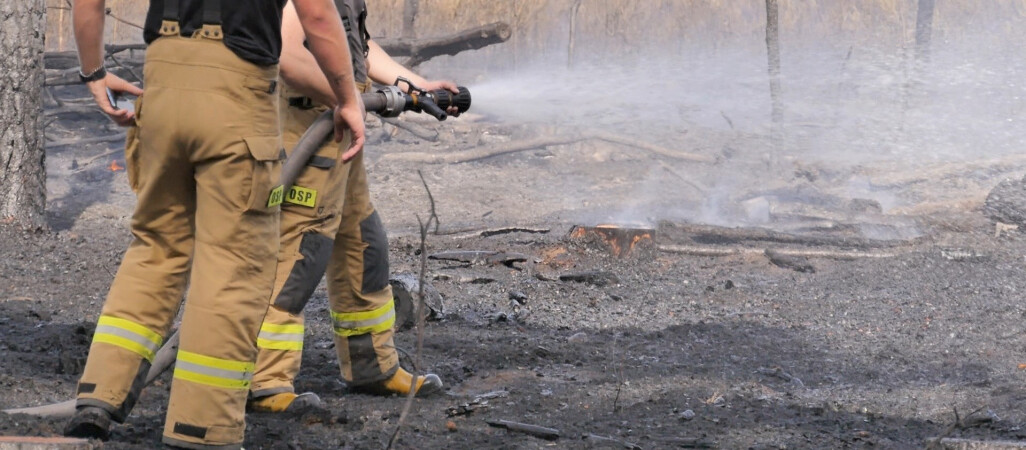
[
  {"xmin": 0, "ymin": 0, "xmax": 47, "ymax": 229},
  {"xmin": 402, "ymin": 0, "xmax": 420, "ymax": 39},
  {"xmin": 915, "ymin": 0, "xmax": 936, "ymax": 65},
  {"xmin": 764, "ymin": 0, "xmax": 783, "ymax": 125}
]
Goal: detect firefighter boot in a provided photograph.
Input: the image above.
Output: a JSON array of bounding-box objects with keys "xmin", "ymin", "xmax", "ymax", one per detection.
[
  {"xmin": 358, "ymin": 367, "xmax": 443, "ymax": 397},
  {"xmin": 248, "ymin": 392, "xmax": 323, "ymax": 414},
  {"xmin": 63, "ymin": 406, "xmax": 112, "ymax": 441}
]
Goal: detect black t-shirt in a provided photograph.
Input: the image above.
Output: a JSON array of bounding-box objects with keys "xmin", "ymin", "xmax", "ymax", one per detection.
[
  {"xmin": 335, "ymin": 0, "xmax": 369, "ymax": 83},
  {"xmin": 144, "ymin": 0, "xmax": 287, "ymax": 66}
]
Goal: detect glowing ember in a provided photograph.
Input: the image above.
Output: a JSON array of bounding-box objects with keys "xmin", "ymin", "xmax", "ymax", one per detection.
[
  {"xmin": 569, "ymin": 224, "xmax": 655, "ymax": 257},
  {"xmin": 109, "ymin": 160, "xmax": 123, "ymax": 172}
]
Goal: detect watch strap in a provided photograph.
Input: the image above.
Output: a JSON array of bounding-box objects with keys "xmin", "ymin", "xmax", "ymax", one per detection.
[{"xmin": 79, "ymin": 66, "xmax": 107, "ymax": 84}]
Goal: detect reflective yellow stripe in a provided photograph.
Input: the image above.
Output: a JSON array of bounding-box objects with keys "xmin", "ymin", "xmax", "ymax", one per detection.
[
  {"xmin": 260, "ymin": 323, "xmax": 304, "ymax": 335},
  {"xmin": 174, "ymin": 368, "xmax": 251, "ymax": 390},
  {"xmin": 331, "ymin": 299, "xmax": 394, "ymax": 323},
  {"xmin": 173, "ymin": 350, "xmax": 254, "ymax": 390},
  {"xmin": 284, "ymin": 185, "xmax": 317, "ymax": 208},
  {"xmin": 257, "ymin": 322, "xmax": 304, "ymax": 350},
  {"xmin": 93, "ymin": 334, "xmax": 156, "ymax": 362},
  {"xmin": 97, "ymin": 316, "xmax": 162, "ymax": 346},
  {"xmin": 331, "ymin": 299, "xmax": 395, "ymax": 337},
  {"xmin": 177, "ymin": 350, "xmax": 255, "ymax": 373},
  {"xmin": 257, "ymin": 338, "xmax": 303, "ymax": 351}
]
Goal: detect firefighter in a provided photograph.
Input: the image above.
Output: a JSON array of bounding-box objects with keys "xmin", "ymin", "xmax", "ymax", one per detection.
[
  {"xmin": 246, "ymin": 0, "xmax": 461, "ymax": 413},
  {"xmin": 64, "ymin": 0, "xmax": 364, "ymax": 448}
]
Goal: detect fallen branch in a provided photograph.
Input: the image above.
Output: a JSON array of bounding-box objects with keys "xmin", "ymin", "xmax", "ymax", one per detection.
[
  {"xmin": 859, "ymin": 153, "xmax": 1026, "ymax": 189},
  {"xmin": 485, "ymin": 419, "xmax": 561, "ymax": 441},
  {"xmin": 429, "ymin": 250, "xmax": 528, "ymax": 267},
  {"xmin": 380, "ymin": 117, "xmax": 438, "ymax": 141},
  {"xmin": 378, "ymin": 22, "xmax": 512, "ymax": 67},
  {"xmin": 583, "ymin": 434, "xmax": 641, "ymax": 450},
  {"xmin": 659, "ymin": 244, "xmax": 899, "ymax": 260},
  {"xmin": 756, "ymin": 366, "xmax": 804, "ymax": 387},
  {"xmin": 105, "ymin": 7, "xmax": 143, "ymax": 30},
  {"xmin": 660, "ymin": 221, "xmax": 915, "ymax": 249},
  {"xmin": 648, "ymin": 436, "xmax": 716, "ymax": 448},
  {"xmin": 381, "ymin": 132, "xmax": 713, "ymax": 164},
  {"xmin": 71, "ymin": 148, "xmax": 126, "ymax": 173},
  {"xmin": 443, "ymin": 226, "xmax": 551, "ymax": 239},
  {"xmin": 46, "ymin": 134, "xmax": 125, "ymax": 148},
  {"xmin": 590, "ymin": 131, "xmax": 713, "ymax": 163},
  {"xmin": 44, "ymin": 104, "xmax": 104, "ymax": 117}
]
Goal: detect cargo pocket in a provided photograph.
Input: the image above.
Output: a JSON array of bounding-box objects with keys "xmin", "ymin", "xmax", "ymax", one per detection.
[
  {"xmin": 124, "ymin": 126, "xmax": 142, "ymax": 192},
  {"xmin": 124, "ymin": 96, "xmax": 144, "ymax": 192},
  {"xmin": 243, "ymin": 135, "xmax": 285, "ymax": 213}
]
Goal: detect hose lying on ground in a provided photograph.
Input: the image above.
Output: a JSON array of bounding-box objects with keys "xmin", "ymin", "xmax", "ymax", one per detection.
[{"xmin": 3, "ymin": 330, "xmax": 180, "ymax": 418}]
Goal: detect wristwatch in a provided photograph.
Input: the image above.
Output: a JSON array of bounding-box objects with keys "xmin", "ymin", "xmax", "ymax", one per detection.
[{"xmin": 79, "ymin": 66, "xmax": 107, "ymax": 83}]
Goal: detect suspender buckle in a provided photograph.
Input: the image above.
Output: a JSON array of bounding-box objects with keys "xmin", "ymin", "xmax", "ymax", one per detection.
[
  {"xmin": 159, "ymin": 20, "xmax": 180, "ymax": 36},
  {"xmin": 199, "ymin": 24, "xmax": 224, "ymax": 40},
  {"xmin": 287, "ymin": 97, "xmax": 315, "ymax": 110}
]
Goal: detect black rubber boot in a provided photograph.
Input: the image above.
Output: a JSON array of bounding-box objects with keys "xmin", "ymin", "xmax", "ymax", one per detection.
[{"xmin": 63, "ymin": 406, "xmax": 112, "ymax": 440}]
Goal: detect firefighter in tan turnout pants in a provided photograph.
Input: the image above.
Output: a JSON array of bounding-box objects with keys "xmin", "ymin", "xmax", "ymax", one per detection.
[
  {"xmin": 64, "ymin": 0, "xmax": 364, "ymax": 447},
  {"xmin": 247, "ymin": 0, "xmax": 462, "ymax": 412}
]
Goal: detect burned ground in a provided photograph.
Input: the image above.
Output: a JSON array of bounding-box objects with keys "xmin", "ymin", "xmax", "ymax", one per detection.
[{"xmin": 5, "ymin": 191, "xmax": 1026, "ymax": 449}]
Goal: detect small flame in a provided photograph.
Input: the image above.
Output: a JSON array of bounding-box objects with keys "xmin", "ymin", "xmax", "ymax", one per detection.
[{"xmin": 109, "ymin": 160, "xmax": 124, "ymax": 172}]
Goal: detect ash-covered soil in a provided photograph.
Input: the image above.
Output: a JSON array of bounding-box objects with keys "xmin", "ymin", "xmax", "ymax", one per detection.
[{"xmin": 5, "ymin": 79, "xmax": 1026, "ymax": 449}]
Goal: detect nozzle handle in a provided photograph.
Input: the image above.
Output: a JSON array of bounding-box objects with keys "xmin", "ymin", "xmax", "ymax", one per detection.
[{"xmin": 418, "ymin": 97, "xmax": 447, "ymax": 121}]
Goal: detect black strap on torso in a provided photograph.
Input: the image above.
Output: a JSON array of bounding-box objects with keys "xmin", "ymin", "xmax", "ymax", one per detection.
[
  {"xmin": 162, "ymin": 0, "xmax": 221, "ymax": 25},
  {"xmin": 203, "ymin": 0, "xmax": 221, "ymax": 24},
  {"xmin": 163, "ymin": 0, "xmax": 179, "ymax": 21},
  {"xmin": 357, "ymin": 8, "xmax": 369, "ymax": 56}
]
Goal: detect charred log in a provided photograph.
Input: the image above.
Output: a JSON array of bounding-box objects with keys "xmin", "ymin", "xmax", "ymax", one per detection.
[{"xmin": 377, "ymin": 22, "xmax": 512, "ymax": 67}]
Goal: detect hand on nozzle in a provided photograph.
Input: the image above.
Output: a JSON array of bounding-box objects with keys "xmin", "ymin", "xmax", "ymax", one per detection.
[
  {"xmin": 420, "ymin": 80, "xmax": 462, "ymax": 116},
  {"xmin": 86, "ymin": 72, "xmax": 143, "ymax": 127},
  {"xmin": 334, "ymin": 100, "xmax": 366, "ymax": 162}
]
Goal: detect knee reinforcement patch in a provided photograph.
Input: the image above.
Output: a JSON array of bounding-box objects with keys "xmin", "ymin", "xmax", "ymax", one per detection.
[
  {"xmin": 360, "ymin": 211, "xmax": 389, "ymax": 294},
  {"xmin": 275, "ymin": 232, "xmax": 333, "ymax": 314}
]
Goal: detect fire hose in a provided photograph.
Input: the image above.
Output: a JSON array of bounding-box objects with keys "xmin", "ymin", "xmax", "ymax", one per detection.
[
  {"xmin": 281, "ymin": 80, "xmax": 471, "ymax": 190},
  {"xmin": 2, "ymin": 80, "xmax": 470, "ymax": 418}
]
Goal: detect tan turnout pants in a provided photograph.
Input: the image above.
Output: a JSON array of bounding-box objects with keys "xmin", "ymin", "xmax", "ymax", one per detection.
[
  {"xmin": 74, "ymin": 28, "xmax": 282, "ymax": 449},
  {"xmin": 250, "ymin": 82, "xmax": 399, "ymax": 398}
]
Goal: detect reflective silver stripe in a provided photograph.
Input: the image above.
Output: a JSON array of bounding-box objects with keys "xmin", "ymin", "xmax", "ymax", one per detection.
[
  {"xmin": 257, "ymin": 331, "xmax": 304, "ymax": 342},
  {"xmin": 94, "ymin": 324, "xmax": 160, "ymax": 354},
  {"xmin": 175, "ymin": 359, "xmax": 252, "ymax": 382},
  {"xmin": 333, "ymin": 308, "xmax": 395, "ymax": 331}
]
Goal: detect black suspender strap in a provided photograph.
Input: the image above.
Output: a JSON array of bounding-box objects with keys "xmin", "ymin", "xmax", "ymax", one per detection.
[
  {"xmin": 159, "ymin": 0, "xmax": 181, "ymax": 36},
  {"xmin": 202, "ymin": 0, "xmax": 221, "ymax": 25},
  {"xmin": 358, "ymin": 9, "xmax": 370, "ymax": 56},
  {"xmin": 163, "ymin": 0, "xmax": 180, "ymax": 21},
  {"xmin": 198, "ymin": 0, "xmax": 224, "ymax": 40}
]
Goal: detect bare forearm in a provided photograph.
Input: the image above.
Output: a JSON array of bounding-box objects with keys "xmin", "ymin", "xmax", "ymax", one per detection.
[
  {"xmin": 279, "ymin": 48, "xmax": 338, "ymax": 107},
  {"xmin": 367, "ymin": 40, "xmax": 426, "ymax": 89},
  {"xmin": 72, "ymin": 0, "xmax": 106, "ymax": 73},
  {"xmin": 291, "ymin": 0, "xmax": 359, "ymax": 108}
]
